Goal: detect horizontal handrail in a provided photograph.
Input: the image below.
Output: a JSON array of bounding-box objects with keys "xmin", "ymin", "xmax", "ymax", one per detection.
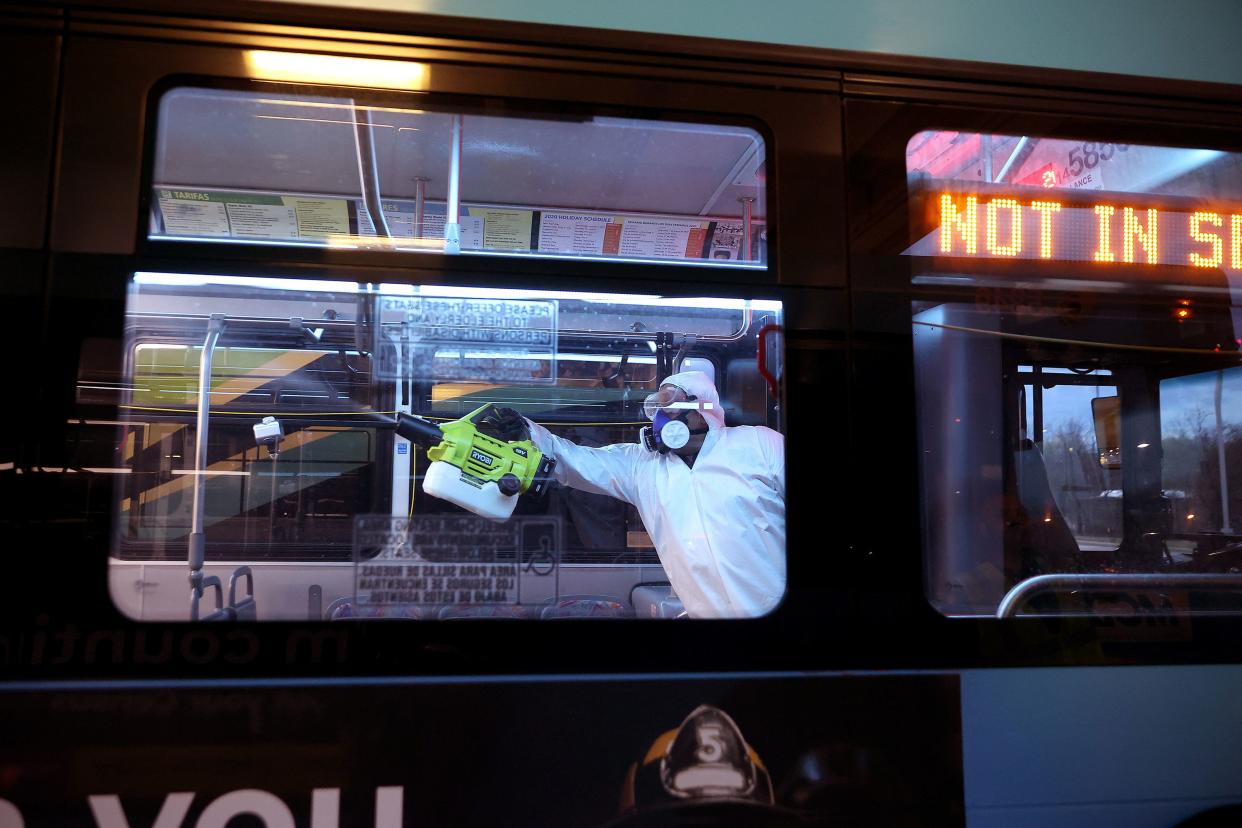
[{"xmin": 996, "ymin": 572, "xmax": 1242, "ymax": 618}]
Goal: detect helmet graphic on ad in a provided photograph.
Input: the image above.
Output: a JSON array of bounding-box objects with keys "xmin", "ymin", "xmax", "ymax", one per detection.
[
  {"xmin": 660, "ymin": 705, "xmax": 766, "ymax": 800},
  {"xmin": 606, "ymin": 705, "xmax": 804, "ymax": 827}
]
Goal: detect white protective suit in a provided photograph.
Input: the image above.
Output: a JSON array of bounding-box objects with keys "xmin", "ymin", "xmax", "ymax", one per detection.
[{"xmin": 527, "ymin": 371, "xmax": 785, "ymax": 618}]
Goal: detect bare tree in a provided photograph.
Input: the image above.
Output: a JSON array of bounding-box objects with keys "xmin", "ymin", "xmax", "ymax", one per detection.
[{"xmin": 1044, "ymin": 418, "xmax": 1105, "ymax": 534}]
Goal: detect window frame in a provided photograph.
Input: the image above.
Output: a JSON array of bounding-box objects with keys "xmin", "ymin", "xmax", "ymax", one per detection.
[
  {"xmin": 136, "ymin": 75, "xmax": 783, "ymax": 284},
  {"xmin": 846, "ymin": 93, "xmax": 1242, "ymax": 629}
]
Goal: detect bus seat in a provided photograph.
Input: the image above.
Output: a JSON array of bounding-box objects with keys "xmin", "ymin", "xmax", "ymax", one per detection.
[
  {"xmin": 325, "ymin": 599, "xmax": 426, "ymax": 620},
  {"xmin": 630, "ymin": 583, "xmax": 687, "ymax": 618},
  {"xmin": 540, "ymin": 595, "xmax": 632, "ymax": 618},
  {"xmin": 438, "ymin": 604, "xmax": 531, "ymax": 619},
  {"xmin": 1013, "ymin": 438, "xmax": 1081, "ymax": 573},
  {"xmin": 227, "ymin": 566, "xmax": 257, "ymax": 621},
  {"xmin": 191, "ymin": 575, "xmax": 233, "ymax": 621}
]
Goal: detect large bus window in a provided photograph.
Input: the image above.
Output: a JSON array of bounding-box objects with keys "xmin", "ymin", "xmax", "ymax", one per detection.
[
  {"xmin": 907, "ymin": 132, "xmax": 1242, "ymax": 617},
  {"xmin": 149, "ymin": 86, "xmax": 767, "ymax": 267},
  {"xmin": 108, "ymin": 274, "xmax": 785, "ymax": 621}
]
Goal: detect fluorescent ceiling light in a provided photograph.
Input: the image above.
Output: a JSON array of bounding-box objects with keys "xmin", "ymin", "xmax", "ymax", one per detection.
[
  {"xmin": 132, "ymin": 273, "xmax": 781, "ymax": 312},
  {"xmin": 134, "ymin": 272, "xmax": 361, "ymax": 293},
  {"xmin": 245, "ymin": 50, "xmax": 427, "ymax": 90}
]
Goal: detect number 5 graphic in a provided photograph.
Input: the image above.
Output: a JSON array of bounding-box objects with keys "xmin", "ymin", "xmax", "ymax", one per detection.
[{"xmin": 696, "ymin": 724, "xmax": 726, "ymax": 762}]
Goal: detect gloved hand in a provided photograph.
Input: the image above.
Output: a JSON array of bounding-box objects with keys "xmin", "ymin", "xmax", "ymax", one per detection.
[{"xmin": 478, "ymin": 406, "xmax": 530, "ymax": 442}]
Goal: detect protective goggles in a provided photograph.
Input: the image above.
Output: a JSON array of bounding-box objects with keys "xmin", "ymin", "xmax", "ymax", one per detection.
[{"xmin": 642, "ymin": 385, "xmax": 714, "ymax": 421}]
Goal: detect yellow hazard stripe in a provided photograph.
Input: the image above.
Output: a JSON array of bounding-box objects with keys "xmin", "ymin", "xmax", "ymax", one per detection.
[
  {"xmin": 133, "ymin": 349, "xmax": 328, "ymax": 452},
  {"xmin": 123, "ymin": 427, "xmax": 343, "ymax": 515}
]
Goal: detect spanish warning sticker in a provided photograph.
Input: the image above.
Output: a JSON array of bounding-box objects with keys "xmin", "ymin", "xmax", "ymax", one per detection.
[{"xmin": 352, "ymin": 515, "xmax": 560, "ymax": 615}]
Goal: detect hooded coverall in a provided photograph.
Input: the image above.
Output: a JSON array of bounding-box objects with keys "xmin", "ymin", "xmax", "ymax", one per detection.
[{"xmin": 527, "ymin": 371, "xmax": 785, "ymax": 618}]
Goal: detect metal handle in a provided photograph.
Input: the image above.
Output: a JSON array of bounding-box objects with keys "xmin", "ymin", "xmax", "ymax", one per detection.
[
  {"xmin": 190, "ymin": 575, "xmax": 225, "ymax": 621},
  {"xmin": 996, "ymin": 572, "xmax": 1242, "ymax": 618},
  {"xmin": 228, "ymin": 565, "xmax": 254, "ymax": 606},
  {"xmin": 353, "ymin": 104, "xmax": 391, "ymax": 238},
  {"xmin": 756, "ymin": 323, "xmax": 781, "ymax": 399}
]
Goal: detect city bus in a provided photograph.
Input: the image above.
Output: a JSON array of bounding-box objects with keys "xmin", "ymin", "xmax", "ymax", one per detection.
[{"xmin": 3, "ymin": 1, "xmax": 1242, "ymax": 825}]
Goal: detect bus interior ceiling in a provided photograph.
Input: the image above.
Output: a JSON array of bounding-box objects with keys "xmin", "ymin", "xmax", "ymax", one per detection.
[{"xmin": 154, "ymin": 88, "xmax": 766, "ymax": 221}]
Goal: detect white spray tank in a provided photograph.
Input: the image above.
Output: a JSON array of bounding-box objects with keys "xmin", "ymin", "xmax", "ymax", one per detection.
[{"xmin": 390, "ymin": 405, "xmax": 555, "ymax": 522}]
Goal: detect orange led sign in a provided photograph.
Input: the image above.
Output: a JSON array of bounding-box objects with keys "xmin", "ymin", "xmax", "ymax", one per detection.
[{"xmin": 914, "ymin": 192, "xmax": 1242, "ymax": 269}]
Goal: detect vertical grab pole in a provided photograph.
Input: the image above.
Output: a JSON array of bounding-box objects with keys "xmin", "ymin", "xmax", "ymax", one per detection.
[
  {"xmin": 352, "ymin": 104, "xmax": 392, "ymax": 238},
  {"xmin": 1217, "ymin": 370, "xmax": 1233, "ymax": 533},
  {"xmin": 391, "ymin": 325, "xmax": 413, "ymax": 517},
  {"xmin": 413, "ymin": 177, "xmax": 428, "ymax": 240},
  {"xmin": 739, "ymin": 196, "xmax": 754, "ymax": 261},
  {"xmin": 189, "ymin": 314, "xmax": 226, "ymax": 602},
  {"xmin": 445, "ymin": 114, "xmax": 463, "ymax": 253}
]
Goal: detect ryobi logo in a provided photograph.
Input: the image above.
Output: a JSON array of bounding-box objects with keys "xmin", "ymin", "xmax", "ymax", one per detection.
[{"xmin": 469, "ymin": 449, "xmax": 493, "ymax": 466}]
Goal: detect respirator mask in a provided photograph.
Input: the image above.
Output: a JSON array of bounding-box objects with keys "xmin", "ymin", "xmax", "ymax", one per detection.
[{"xmin": 640, "ymin": 384, "xmax": 711, "ymax": 453}]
